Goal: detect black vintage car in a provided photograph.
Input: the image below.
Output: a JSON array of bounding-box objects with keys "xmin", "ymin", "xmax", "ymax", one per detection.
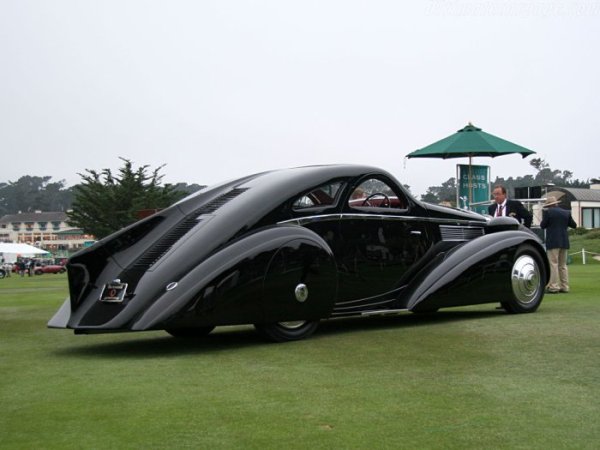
[{"xmin": 49, "ymin": 165, "xmax": 549, "ymax": 341}]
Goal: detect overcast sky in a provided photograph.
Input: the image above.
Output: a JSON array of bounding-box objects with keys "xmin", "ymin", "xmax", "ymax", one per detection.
[{"xmin": 2, "ymin": 0, "xmax": 599, "ymax": 197}]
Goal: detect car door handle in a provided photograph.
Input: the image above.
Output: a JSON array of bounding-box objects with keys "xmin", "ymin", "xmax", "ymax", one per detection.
[{"xmin": 410, "ymin": 230, "xmax": 422, "ymax": 235}]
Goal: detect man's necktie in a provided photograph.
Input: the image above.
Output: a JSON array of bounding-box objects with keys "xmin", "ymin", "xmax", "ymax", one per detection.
[{"xmin": 496, "ymin": 205, "xmax": 503, "ymax": 217}]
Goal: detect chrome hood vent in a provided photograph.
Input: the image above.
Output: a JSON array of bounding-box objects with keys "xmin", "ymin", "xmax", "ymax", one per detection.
[{"xmin": 440, "ymin": 225, "xmax": 484, "ymax": 242}]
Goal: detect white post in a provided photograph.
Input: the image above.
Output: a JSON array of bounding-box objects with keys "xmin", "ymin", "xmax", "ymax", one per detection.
[{"xmin": 582, "ymin": 248, "xmax": 586, "ymax": 265}]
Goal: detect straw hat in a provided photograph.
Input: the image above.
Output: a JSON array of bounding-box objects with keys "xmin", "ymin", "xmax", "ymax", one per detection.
[{"xmin": 542, "ymin": 195, "xmax": 561, "ymax": 208}]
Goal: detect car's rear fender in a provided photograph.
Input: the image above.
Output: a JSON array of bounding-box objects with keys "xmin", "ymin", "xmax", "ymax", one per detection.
[
  {"xmin": 131, "ymin": 225, "xmax": 337, "ymax": 330},
  {"xmin": 405, "ymin": 230, "xmax": 548, "ymax": 312}
]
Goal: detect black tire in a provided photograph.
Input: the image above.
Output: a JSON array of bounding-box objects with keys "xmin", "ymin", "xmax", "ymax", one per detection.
[
  {"xmin": 254, "ymin": 320, "xmax": 319, "ymax": 342},
  {"xmin": 501, "ymin": 244, "xmax": 546, "ymax": 314},
  {"xmin": 165, "ymin": 326, "xmax": 215, "ymax": 338}
]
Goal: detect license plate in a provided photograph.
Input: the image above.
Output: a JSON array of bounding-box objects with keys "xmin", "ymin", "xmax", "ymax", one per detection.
[{"xmin": 99, "ymin": 281, "xmax": 128, "ymax": 303}]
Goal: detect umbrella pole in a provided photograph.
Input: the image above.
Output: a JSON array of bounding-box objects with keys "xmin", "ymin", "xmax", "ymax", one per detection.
[{"xmin": 468, "ymin": 155, "xmax": 472, "ymax": 206}]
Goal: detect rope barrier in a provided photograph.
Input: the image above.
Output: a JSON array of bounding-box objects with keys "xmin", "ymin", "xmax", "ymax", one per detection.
[{"xmin": 568, "ymin": 248, "xmax": 600, "ymax": 264}]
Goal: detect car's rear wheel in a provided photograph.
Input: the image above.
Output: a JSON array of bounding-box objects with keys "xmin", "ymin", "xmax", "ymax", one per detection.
[
  {"xmin": 501, "ymin": 244, "xmax": 546, "ymax": 313},
  {"xmin": 165, "ymin": 326, "xmax": 215, "ymax": 338},
  {"xmin": 254, "ymin": 320, "xmax": 319, "ymax": 342}
]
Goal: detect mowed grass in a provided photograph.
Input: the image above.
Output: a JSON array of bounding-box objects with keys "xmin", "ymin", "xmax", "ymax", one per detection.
[{"xmin": 1, "ymin": 266, "xmax": 599, "ymax": 449}]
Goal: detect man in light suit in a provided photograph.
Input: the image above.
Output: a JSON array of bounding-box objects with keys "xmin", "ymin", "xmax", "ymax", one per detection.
[
  {"xmin": 488, "ymin": 185, "xmax": 532, "ymax": 228},
  {"xmin": 540, "ymin": 195, "xmax": 577, "ymax": 293}
]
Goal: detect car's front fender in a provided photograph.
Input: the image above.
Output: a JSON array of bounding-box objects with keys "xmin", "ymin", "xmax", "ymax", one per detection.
[{"xmin": 406, "ymin": 230, "xmax": 548, "ymax": 312}]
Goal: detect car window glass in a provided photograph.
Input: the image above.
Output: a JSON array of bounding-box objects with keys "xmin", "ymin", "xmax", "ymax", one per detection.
[
  {"xmin": 293, "ymin": 182, "xmax": 343, "ymax": 210},
  {"xmin": 349, "ymin": 178, "xmax": 407, "ymax": 209}
]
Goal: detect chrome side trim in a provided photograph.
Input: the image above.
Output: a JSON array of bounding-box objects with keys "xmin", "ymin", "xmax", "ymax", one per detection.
[
  {"xmin": 360, "ymin": 308, "xmax": 409, "ymax": 316},
  {"xmin": 279, "ymin": 213, "xmax": 486, "ymax": 226},
  {"xmin": 333, "ymin": 298, "xmax": 395, "ymax": 312},
  {"xmin": 330, "ymin": 307, "xmax": 408, "ymax": 318},
  {"xmin": 278, "ymin": 214, "xmax": 342, "ymax": 226},
  {"xmin": 334, "ymin": 286, "xmax": 406, "ymax": 306}
]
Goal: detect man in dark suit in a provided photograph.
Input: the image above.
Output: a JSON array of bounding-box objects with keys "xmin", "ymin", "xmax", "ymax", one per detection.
[
  {"xmin": 540, "ymin": 195, "xmax": 577, "ymax": 293},
  {"xmin": 488, "ymin": 185, "xmax": 532, "ymax": 228}
]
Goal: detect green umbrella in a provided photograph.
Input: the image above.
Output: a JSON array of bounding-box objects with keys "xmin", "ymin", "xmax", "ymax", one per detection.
[{"xmin": 406, "ymin": 123, "xmax": 535, "ymax": 203}]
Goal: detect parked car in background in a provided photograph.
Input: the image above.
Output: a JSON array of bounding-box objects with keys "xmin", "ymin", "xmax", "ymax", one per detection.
[
  {"xmin": 35, "ymin": 263, "xmax": 66, "ymax": 275},
  {"xmin": 49, "ymin": 164, "xmax": 549, "ymax": 342},
  {"xmin": 10, "ymin": 259, "xmax": 66, "ymax": 275}
]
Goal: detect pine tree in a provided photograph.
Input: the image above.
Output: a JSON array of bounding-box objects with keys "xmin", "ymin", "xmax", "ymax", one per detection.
[{"xmin": 67, "ymin": 158, "xmax": 185, "ymax": 239}]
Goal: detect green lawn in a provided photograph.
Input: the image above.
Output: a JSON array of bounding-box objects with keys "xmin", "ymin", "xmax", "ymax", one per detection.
[{"xmin": 1, "ymin": 268, "xmax": 599, "ymax": 449}]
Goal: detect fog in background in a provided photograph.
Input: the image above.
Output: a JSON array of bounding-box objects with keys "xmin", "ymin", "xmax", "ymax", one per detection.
[{"xmin": 2, "ymin": 1, "xmax": 599, "ymax": 197}]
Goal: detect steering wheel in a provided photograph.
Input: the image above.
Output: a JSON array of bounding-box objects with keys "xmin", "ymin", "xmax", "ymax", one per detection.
[{"xmin": 362, "ymin": 192, "xmax": 391, "ymax": 207}]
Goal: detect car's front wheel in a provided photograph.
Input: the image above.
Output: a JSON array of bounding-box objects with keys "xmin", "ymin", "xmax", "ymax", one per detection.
[
  {"xmin": 165, "ymin": 326, "xmax": 215, "ymax": 338},
  {"xmin": 501, "ymin": 244, "xmax": 546, "ymax": 313},
  {"xmin": 254, "ymin": 320, "xmax": 319, "ymax": 342}
]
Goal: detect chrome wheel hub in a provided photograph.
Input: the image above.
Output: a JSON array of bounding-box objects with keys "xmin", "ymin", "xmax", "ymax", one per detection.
[
  {"xmin": 511, "ymin": 255, "xmax": 540, "ymax": 304},
  {"xmin": 278, "ymin": 321, "xmax": 307, "ymax": 330},
  {"xmin": 295, "ymin": 283, "xmax": 308, "ymax": 302}
]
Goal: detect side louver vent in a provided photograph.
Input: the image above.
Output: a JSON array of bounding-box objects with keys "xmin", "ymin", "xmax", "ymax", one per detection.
[
  {"xmin": 440, "ymin": 225, "xmax": 484, "ymax": 242},
  {"xmin": 131, "ymin": 188, "xmax": 248, "ymax": 270},
  {"xmin": 132, "ymin": 216, "xmax": 204, "ymax": 269},
  {"xmin": 194, "ymin": 188, "xmax": 248, "ymax": 214}
]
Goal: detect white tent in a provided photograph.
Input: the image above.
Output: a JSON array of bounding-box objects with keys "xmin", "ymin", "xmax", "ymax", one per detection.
[{"xmin": 0, "ymin": 243, "xmax": 50, "ymax": 263}]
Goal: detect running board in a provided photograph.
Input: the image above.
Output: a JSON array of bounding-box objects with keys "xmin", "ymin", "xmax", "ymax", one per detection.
[{"xmin": 360, "ymin": 308, "xmax": 409, "ymax": 317}]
